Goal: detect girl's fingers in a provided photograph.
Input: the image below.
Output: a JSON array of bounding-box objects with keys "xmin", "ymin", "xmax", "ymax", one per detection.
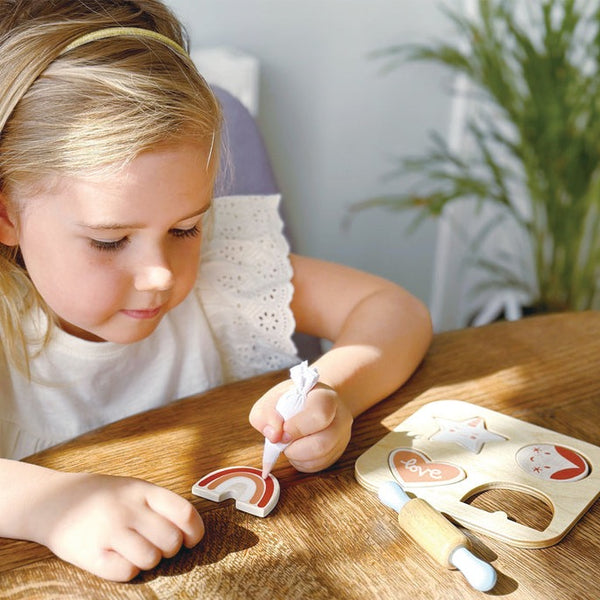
[
  {"xmin": 111, "ymin": 528, "xmax": 162, "ymax": 571},
  {"xmin": 285, "ymin": 434, "xmax": 346, "ymax": 473},
  {"xmin": 93, "ymin": 549, "xmax": 141, "ymax": 582},
  {"xmin": 284, "ymin": 395, "xmax": 353, "ymax": 472},
  {"xmin": 39, "ymin": 474, "xmax": 204, "ymax": 581},
  {"xmin": 133, "ymin": 510, "xmax": 184, "ymax": 558},
  {"xmin": 145, "ymin": 487, "xmax": 205, "ymax": 548},
  {"xmin": 282, "ymin": 385, "xmax": 338, "ymax": 440},
  {"xmin": 249, "ymin": 383, "xmax": 289, "ymax": 438},
  {"xmin": 284, "ymin": 422, "xmax": 351, "ymax": 472}
]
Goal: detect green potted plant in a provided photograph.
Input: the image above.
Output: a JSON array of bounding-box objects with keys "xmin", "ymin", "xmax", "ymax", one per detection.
[{"xmin": 351, "ymin": 0, "xmax": 600, "ymax": 320}]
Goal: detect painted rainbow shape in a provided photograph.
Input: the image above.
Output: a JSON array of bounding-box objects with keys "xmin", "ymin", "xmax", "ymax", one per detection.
[{"xmin": 191, "ymin": 466, "xmax": 280, "ymax": 517}]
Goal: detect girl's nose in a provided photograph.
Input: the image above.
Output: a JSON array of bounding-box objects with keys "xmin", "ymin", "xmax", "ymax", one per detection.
[{"xmin": 134, "ymin": 265, "xmax": 174, "ymax": 292}]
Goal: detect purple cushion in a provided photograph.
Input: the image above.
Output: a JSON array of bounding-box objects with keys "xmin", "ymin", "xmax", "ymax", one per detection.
[{"xmin": 213, "ymin": 86, "xmax": 278, "ymax": 197}]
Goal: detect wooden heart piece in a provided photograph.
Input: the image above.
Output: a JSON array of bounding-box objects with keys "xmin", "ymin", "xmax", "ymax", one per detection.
[{"xmin": 389, "ymin": 448, "xmax": 466, "ymax": 487}]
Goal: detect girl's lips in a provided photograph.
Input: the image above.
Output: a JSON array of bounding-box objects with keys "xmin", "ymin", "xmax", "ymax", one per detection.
[{"xmin": 120, "ymin": 306, "xmax": 162, "ymax": 319}]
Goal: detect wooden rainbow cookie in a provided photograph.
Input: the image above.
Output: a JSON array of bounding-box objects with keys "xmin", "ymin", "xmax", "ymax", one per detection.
[
  {"xmin": 355, "ymin": 400, "xmax": 600, "ymax": 548},
  {"xmin": 192, "ymin": 466, "xmax": 280, "ymax": 517}
]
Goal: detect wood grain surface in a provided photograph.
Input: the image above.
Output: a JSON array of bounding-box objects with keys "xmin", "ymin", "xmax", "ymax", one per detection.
[{"xmin": 1, "ymin": 311, "xmax": 599, "ymax": 599}]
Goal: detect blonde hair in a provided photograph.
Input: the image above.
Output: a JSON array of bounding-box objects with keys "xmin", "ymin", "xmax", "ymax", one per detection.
[{"xmin": 0, "ymin": 0, "xmax": 222, "ymax": 374}]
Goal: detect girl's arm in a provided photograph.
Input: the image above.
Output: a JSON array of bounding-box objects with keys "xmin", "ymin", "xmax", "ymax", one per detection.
[
  {"xmin": 250, "ymin": 253, "xmax": 433, "ymax": 472},
  {"xmin": 291, "ymin": 253, "xmax": 432, "ymax": 417},
  {"xmin": 0, "ymin": 458, "xmax": 204, "ymax": 581}
]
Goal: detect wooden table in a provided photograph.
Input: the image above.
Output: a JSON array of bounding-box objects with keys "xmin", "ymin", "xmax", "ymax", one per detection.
[{"xmin": 0, "ymin": 312, "xmax": 599, "ymax": 599}]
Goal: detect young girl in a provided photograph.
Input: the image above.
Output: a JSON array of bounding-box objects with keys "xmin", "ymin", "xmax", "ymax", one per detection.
[{"xmin": 0, "ymin": 0, "xmax": 432, "ymax": 583}]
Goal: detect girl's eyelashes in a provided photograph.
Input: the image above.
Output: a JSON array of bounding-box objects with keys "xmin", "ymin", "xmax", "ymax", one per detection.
[
  {"xmin": 90, "ymin": 237, "xmax": 130, "ymax": 252},
  {"xmin": 169, "ymin": 224, "xmax": 201, "ymax": 239},
  {"xmin": 89, "ymin": 224, "xmax": 201, "ymax": 252}
]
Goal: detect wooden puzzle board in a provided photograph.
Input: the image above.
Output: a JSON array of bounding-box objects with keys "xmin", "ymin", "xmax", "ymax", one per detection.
[{"xmin": 355, "ymin": 400, "xmax": 600, "ymax": 548}]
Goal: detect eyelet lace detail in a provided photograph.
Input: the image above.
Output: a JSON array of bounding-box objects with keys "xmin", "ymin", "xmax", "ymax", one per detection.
[{"xmin": 197, "ymin": 195, "xmax": 298, "ymax": 381}]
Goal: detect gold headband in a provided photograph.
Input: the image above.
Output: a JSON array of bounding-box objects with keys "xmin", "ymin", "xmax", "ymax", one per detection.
[
  {"xmin": 0, "ymin": 26, "xmax": 216, "ymax": 167},
  {"xmin": 59, "ymin": 27, "xmax": 188, "ymax": 57}
]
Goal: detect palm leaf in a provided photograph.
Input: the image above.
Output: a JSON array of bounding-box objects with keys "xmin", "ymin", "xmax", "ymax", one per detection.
[{"xmin": 351, "ymin": 0, "xmax": 600, "ymax": 312}]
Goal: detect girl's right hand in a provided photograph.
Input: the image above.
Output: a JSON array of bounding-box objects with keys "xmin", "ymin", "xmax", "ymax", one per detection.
[{"xmin": 31, "ymin": 471, "xmax": 204, "ymax": 581}]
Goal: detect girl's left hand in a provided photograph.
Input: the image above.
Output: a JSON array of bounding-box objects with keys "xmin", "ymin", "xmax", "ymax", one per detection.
[{"xmin": 249, "ymin": 380, "xmax": 353, "ymax": 473}]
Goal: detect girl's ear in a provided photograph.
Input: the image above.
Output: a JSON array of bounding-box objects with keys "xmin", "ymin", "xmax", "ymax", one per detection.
[{"xmin": 0, "ymin": 192, "xmax": 19, "ymax": 246}]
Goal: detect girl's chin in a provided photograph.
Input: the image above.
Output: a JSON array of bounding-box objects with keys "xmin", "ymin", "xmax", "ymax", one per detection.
[
  {"xmin": 57, "ymin": 319, "xmax": 106, "ymax": 342},
  {"xmin": 57, "ymin": 317, "xmax": 161, "ymax": 344}
]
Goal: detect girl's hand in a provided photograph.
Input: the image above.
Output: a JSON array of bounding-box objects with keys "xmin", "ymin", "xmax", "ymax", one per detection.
[
  {"xmin": 31, "ymin": 471, "xmax": 204, "ymax": 582},
  {"xmin": 250, "ymin": 380, "xmax": 353, "ymax": 473}
]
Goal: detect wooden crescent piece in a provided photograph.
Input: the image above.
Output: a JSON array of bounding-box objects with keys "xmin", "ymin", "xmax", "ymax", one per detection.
[
  {"xmin": 355, "ymin": 399, "xmax": 600, "ymax": 548},
  {"xmin": 192, "ymin": 466, "xmax": 280, "ymax": 517}
]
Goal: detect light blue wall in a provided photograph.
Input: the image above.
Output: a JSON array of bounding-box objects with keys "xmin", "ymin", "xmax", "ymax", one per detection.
[{"xmin": 164, "ymin": 0, "xmax": 454, "ymax": 306}]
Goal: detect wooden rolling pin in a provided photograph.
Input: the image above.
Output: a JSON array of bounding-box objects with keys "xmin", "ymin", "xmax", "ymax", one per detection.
[{"xmin": 378, "ymin": 481, "xmax": 497, "ymax": 592}]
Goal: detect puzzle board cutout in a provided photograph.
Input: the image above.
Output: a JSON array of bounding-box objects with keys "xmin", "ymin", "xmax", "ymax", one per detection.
[{"xmin": 355, "ymin": 400, "xmax": 600, "ymax": 547}]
